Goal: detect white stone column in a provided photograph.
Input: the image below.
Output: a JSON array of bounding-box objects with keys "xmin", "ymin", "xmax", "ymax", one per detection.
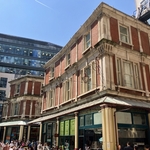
[
  {"xmin": 100, "ymin": 104, "xmax": 117, "ymax": 150},
  {"xmin": 27, "ymin": 125, "xmax": 31, "ymax": 141},
  {"xmin": 75, "ymin": 112, "xmax": 78, "ymax": 150},
  {"xmin": 24, "ymin": 81, "xmax": 28, "ymax": 95},
  {"xmin": 39, "ymin": 123, "xmax": 42, "ymax": 142},
  {"xmin": 19, "ymin": 126, "xmax": 24, "ymax": 141},
  {"xmin": 142, "ymin": 64, "xmax": 149, "ymax": 96},
  {"xmin": 56, "ymin": 117, "xmax": 59, "ymax": 147},
  {"xmin": 32, "ymin": 82, "xmax": 35, "ymax": 95},
  {"xmin": 2, "ymin": 127, "xmax": 6, "ymax": 142}
]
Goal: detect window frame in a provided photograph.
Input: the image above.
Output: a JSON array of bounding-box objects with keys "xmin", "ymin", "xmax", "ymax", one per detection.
[
  {"xmin": 83, "ymin": 32, "xmax": 91, "ymax": 53},
  {"xmin": 80, "ymin": 62, "xmax": 96, "ymax": 94},
  {"xmin": 66, "ymin": 52, "xmax": 71, "ymax": 67},
  {"xmin": 15, "ymin": 84, "xmax": 20, "ymax": 94},
  {"xmin": 116, "ymin": 58, "xmax": 141, "ymax": 89},
  {"xmin": 63, "ymin": 78, "xmax": 72, "ymax": 102},
  {"xmin": 49, "ymin": 67, "xmax": 55, "ymax": 80},
  {"xmin": 119, "ymin": 25, "xmax": 130, "ymax": 44},
  {"xmin": 48, "ymin": 89, "xmax": 55, "ymax": 108}
]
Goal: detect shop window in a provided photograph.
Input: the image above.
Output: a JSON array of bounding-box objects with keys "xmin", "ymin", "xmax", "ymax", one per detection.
[
  {"xmin": 116, "ymin": 112, "xmax": 132, "ymax": 124},
  {"xmin": 79, "ymin": 116, "xmax": 84, "ymax": 126},
  {"xmin": 133, "ymin": 113, "xmax": 147, "ymax": 125},
  {"xmin": 93, "ymin": 112, "xmax": 102, "ymax": 125},
  {"xmin": 119, "ymin": 25, "xmax": 130, "ymax": 44},
  {"xmin": 85, "ymin": 114, "xmax": 92, "ymax": 126}
]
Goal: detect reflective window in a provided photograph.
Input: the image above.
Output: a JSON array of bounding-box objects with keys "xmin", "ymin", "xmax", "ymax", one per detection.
[
  {"xmin": 85, "ymin": 114, "xmax": 92, "ymax": 126},
  {"xmin": 0, "ymin": 90, "xmax": 6, "ymax": 100},
  {"xmin": 0, "ymin": 77, "xmax": 7, "ymax": 88}
]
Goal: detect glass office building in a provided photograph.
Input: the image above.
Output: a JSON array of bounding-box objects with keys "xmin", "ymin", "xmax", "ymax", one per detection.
[{"xmin": 0, "ymin": 33, "xmax": 62, "ymax": 76}]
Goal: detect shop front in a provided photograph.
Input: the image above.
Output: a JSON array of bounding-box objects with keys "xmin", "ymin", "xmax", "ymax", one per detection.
[
  {"xmin": 78, "ymin": 111, "xmax": 102, "ymax": 150},
  {"xmin": 42, "ymin": 122, "xmax": 56, "ymax": 148},
  {"xmin": 116, "ymin": 110, "xmax": 149, "ymax": 149},
  {"xmin": 59, "ymin": 119, "xmax": 75, "ymax": 150}
]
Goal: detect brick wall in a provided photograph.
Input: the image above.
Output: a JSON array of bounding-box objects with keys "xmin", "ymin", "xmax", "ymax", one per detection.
[
  {"xmin": 20, "ymin": 81, "xmax": 25, "ymax": 96},
  {"xmin": 91, "ymin": 20, "xmax": 98, "ymax": 47},
  {"xmin": 110, "ymin": 17, "xmax": 119, "ymax": 43},
  {"xmin": 34, "ymin": 82, "xmax": 41, "ymax": 95},
  {"xmin": 131, "ymin": 26, "xmax": 140, "ymax": 52}
]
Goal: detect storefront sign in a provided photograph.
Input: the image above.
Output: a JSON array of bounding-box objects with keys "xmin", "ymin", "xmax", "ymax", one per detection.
[
  {"xmin": 70, "ymin": 119, "xmax": 75, "ymax": 135},
  {"xmin": 60, "ymin": 121, "xmax": 64, "ymax": 136},
  {"xmin": 65, "ymin": 120, "xmax": 69, "ymax": 135}
]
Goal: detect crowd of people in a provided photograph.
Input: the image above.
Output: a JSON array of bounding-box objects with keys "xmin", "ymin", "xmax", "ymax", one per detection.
[
  {"xmin": 118, "ymin": 142, "xmax": 150, "ymax": 150},
  {"xmin": 0, "ymin": 140, "xmax": 50, "ymax": 150}
]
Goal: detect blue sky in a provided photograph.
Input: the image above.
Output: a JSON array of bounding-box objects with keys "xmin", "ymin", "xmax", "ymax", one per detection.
[{"xmin": 0, "ymin": 0, "xmax": 135, "ymax": 46}]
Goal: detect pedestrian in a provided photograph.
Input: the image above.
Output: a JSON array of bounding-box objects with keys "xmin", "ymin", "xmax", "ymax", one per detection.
[
  {"xmin": 134, "ymin": 145, "xmax": 138, "ymax": 150},
  {"xmin": 144, "ymin": 145, "xmax": 149, "ymax": 150},
  {"xmin": 124, "ymin": 142, "xmax": 133, "ymax": 150},
  {"xmin": 43, "ymin": 143, "xmax": 49, "ymax": 150},
  {"xmin": 37, "ymin": 141, "xmax": 43, "ymax": 150},
  {"xmin": 117, "ymin": 144, "xmax": 121, "ymax": 150}
]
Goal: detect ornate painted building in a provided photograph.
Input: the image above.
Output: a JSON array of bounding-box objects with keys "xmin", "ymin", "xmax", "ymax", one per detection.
[
  {"xmin": 0, "ymin": 75, "xmax": 43, "ymax": 142},
  {"xmin": 28, "ymin": 2, "xmax": 150, "ymax": 150}
]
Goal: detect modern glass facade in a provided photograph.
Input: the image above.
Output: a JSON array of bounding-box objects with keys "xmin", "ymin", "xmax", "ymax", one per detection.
[{"xmin": 0, "ymin": 33, "xmax": 62, "ymax": 76}]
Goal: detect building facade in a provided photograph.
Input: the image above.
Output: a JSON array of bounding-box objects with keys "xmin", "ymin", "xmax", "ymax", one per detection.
[
  {"xmin": 0, "ymin": 33, "xmax": 62, "ymax": 120},
  {"xmin": 0, "ymin": 73, "xmax": 15, "ymax": 118},
  {"xmin": 28, "ymin": 2, "xmax": 150, "ymax": 150},
  {"xmin": 0, "ymin": 75, "xmax": 43, "ymax": 143},
  {"xmin": 0, "ymin": 33, "xmax": 62, "ymax": 77}
]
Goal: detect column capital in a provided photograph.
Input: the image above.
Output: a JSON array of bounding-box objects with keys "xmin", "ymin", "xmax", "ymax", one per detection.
[
  {"xmin": 100, "ymin": 104, "xmax": 116, "ymax": 109},
  {"xmin": 74, "ymin": 112, "xmax": 78, "ymax": 116}
]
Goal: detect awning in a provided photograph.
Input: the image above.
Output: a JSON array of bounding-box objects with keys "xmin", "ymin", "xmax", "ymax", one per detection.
[
  {"xmin": 0, "ymin": 121, "xmax": 28, "ymax": 127},
  {"xmin": 28, "ymin": 96, "xmax": 150, "ymax": 124}
]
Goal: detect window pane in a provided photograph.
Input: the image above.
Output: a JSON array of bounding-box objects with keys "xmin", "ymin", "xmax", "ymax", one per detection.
[
  {"xmin": 79, "ymin": 116, "xmax": 84, "ymax": 126},
  {"xmin": 85, "ymin": 114, "xmax": 92, "ymax": 126},
  {"xmin": 133, "ymin": 113, "xmax": 147, "ymax": 125}
]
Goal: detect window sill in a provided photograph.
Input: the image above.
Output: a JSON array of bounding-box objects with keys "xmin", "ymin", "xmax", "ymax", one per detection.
[
  {"xmin": 82, "ymin": 46, "xmax": 92, "ymax": 55},
  {"xmin": 119, "ymin": 41, "xmax": 133, "ymax": 49},
  {"xmin": 65, "ymin": 64, "xmax": 71, "ymax": 70},
  {"xmin": 116, "ymin": 85, "xmax": 146, "ymax": 93},
  {"xmin": 77, "ymin": 88, "xmax": 99, "ymax": 98},
  {"xmin": 49, "ymin": 77, "xmax": 55, "ymax": 82},
  {"xmin": 43, "ymin": 106, "xmax": 57, "ymax": 111},
  {"xmin": 60, "ymin": 98, "xmax": 75, "ymax": 106}
]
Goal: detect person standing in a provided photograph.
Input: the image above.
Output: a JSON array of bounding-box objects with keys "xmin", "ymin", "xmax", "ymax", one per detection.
[
  {"xmin": 144, "ymin": 145, "xmax": 149, "ymax": 150},
  {"xmin": 124, "ymin": 142, "xmax": 133, "ymax": 150}
]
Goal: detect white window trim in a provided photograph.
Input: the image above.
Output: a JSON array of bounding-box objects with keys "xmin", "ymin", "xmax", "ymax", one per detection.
[
  {"xmin": 80, "ymin": 62, "xmax": 96, "ymax": 94},
  {"xmin": 48, "ymin": 89, "xmax": 55, "ymax": 108},
  {"xmin": 119, "ymin": 24, "xmax": 131, "ymax": 44},
  {"xmin": 82, "ymin": 31, "xmax": 92, "ymax": 54},
  {"xmin": 116, "ymin": 58, "xmax": 141, "ymax": 90},
  {"xmin": 65, "ymin": 52, "xmax": 71, "ymax": 70},
  {"xmin": 49, "ymin": 67, "xmax": 55, "ymax": 81},
  {"xmin": 15, "ymin": 84, "xmax": 20, "ymax": 94},
  {"xmin": 63, "ymin": 78, "xmax": 72, "ymax": 102}
]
